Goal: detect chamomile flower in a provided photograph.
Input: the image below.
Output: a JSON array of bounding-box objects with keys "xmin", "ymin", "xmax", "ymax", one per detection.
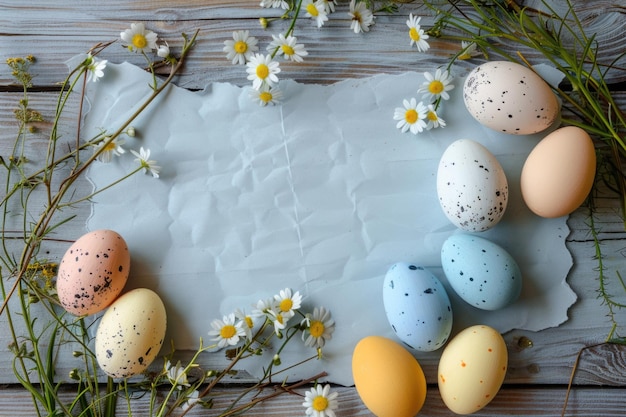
[
  {"xmin": 249, "ymin": 85, "xmax": 283, "ymax": 106},
  {"xmin": 246, "ymin": 53, "xmax": 281, "ymax": 90},
  {"xmin": 425, "ymin": 104, "xmax": 446, "ymax": 130},
  {"xmin": 268, "ymin": 309, "xmax": 290, "ymax": 335},
  {"xmin": 302, "ymin": 384, "xmax": 339, "ymax": 417},
  {"xmin": 321, "ymin": 0, "xmax": 337, "ymax": 13},
  {"xmin": 349, "ymin": 0, "xmax": 375, "ymax": 34},
  {"xmin": 130, "ymin": 147, "xmax": 161, "ymax": 178},
  {"xmin": 223, "ymin": 30, "xmax": 259, "ymax": 65},
  {"xmin": 459, "ymin": 41, "xmax": 479, "ymax": 60},
  {"xmin": 234, "ymin": 308, "xmax": 257, "ymax": 340},
  {"xmin": 95, "ymin": 137, "xmax": 125, "ymax": 163},
  {"xmin": 274, "ymin": 288, "xmax": 302, "ymax": 318},
  {"xmin": 267, "ymin": 33, "xmax": 308, "ymax": 63},
  {"xmin": 418, "ymin": 69, "xmax": 455, "ymax": 102},
  {"xmin": 166, "ymin": 360, "xmax": 190, "ymax": 387},
  {"xmin": 120, "ymin": 22, "xmax": 158, "ymax": 53},
  {"xmin": 181, "ymin": 390, "xmax": 201, "ymax": 411},
  {"xmin": 252, "ymin": 297, "xmax": 276, "ymax": 319},
  {"xmin": 85, "ymin": 53, "xmax": 107, "ymax": 83},
  {"xmin": 407, "ymin": 13, "xmax": 430, "ymax": 52},
  {"xmin": 304, "ymin": 0, "xmax": 329, "ymax": 28},
  {"xmin": 157, "ymin": 41, "xmax": 170, "ymax": 59},
  {"xmin": 260, "ymin": 0, "xmax": 289, "ymax": 9},
  {"xmin": 208, "ymin": 313, "xmax": 247, "ymax": 348},
  {"xmin": 393, "ymin": 98, "xmax": 428, "ymax": 134},
  {"xmin": 302, "ymin": 306, "xmax": 335, "ymax": 348}
]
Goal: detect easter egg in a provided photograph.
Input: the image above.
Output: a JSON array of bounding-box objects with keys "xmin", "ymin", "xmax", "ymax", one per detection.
[
  {"xmin": 383, "ymin": 262, "xmax": 452, "ymax": 351},
  {"xmin": 437, "ymin": 139, "xmax": 508, "ymax": 232},
  {"xmin": 463, "ymin": 61, "xmax": 560, "ymax": 134},
  {"xmin": 56, "ymin": 229, "xmax": 130, "ymax": 316},
  {"xmin": 438, "ymin": 325, "xmax": 508, "ymax": 414},
  {"xmin": 95, "ymin": 288, "xmax": 167, "ymax": 378},
  {"xmin": 441, "ymin": 234, "xmax": 522, "ymax": 310},
  {"xmin": 521, "ymin": 126, "xmax": 596, "ymax": 218},
  {"xmin": 352, "ymin": 336, "xmax": 427, "ymax": 417}
]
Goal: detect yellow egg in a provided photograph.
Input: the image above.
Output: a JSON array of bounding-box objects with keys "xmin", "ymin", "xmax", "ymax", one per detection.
[
  {"xmin": 95, "ymin": 288, "xmax": 167, "ymax": 378},
  {"xmin": 438, "ymin": 325, "xmax": 507, "ymax": 415},
  {"xmin": 352, "ymin": 336, "xmax": 426, "ymax": 417},
  {"xmin": 521, "ymin": 126, "xmax": 596, "ymax": 218},
  {"xmin": 56, "ymin": 229, "xmax": 130, "ymax": 316}
]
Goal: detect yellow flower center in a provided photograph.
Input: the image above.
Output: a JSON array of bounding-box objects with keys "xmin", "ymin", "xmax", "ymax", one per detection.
[
  {"xmin": 409, "ymin": 27, "xmax": 421, "ymax": 42},
  {"xmin": 309, "ymin": 320, "xmax": 325, "ymax": 337},
  {"xmin": 312, "ymin": 395, "xmax": 328, "ymax": 411},
  {"xmin": 405, "ymin": 109, "xmax": 418, "ymax": 124},
  {"xmin": 234, "ymin": 41, "xmax": 248, "ymax": 54},
  {"xmin": 103, "ymin": 142, "xmax": 116, "ymax": 152},
  {"xmin": 256, "ymin": 64, "xmax": 269, "ymax": 80},
  {"xmin": 132, "ymin": 33, "xmax": 147, "ymax": 49},
  {"xmin": 279, "ymin": 298, "xmax": 293, "ymax": 312},
  {"xmin": 245, "ymin": 316, "xmax": 254, "ymax": 328},
  {"xmin": 306, "ymin": 3, "xmax": 319, "ymax": 17},
  {"xmin": 352, "ymin": 12, "xmax": 362, "ymax": 23},
  {"xmin": 429, "ymin": 80, "xmax": 444, "ymax": 94},
  {"xmin": 276, "ymin": 314, "xmax": 284, "ymax": 325},
  {"xmin": 281, "ymin": 44, "xmax": 295, "ymax": 56},
  {"xmin": 220, "ymin": 324, "xmax": 236, "ymax": 339},
  {"xmin": 427, "ymin": 111, "xmax": 438, "ymax": 122},
  {"xmin": 259, "ymin": 91, "xmax": 273, "ymax": 103}
]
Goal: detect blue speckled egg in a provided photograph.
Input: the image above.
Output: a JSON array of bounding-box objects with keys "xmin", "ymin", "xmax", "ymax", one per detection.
[
  {"xmin": 441, "ymin": 234, "xmax": 522, "ymax": 310},
  {"xmin": 383, "ymin": 262, "xmax": 453, "ymax": 352}
]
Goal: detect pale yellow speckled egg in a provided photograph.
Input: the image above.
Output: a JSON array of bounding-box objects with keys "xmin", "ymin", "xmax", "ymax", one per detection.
[
  {"xmin": 95, "ymin": 288, "xmax": 167, "ymax": 378},
  {"xmin": 438, "ymin": 325, "xmax": 508, "ymax": 415},
  {"xmin": 56, "ymin": 230, "xmax": 130, "ymax": 316}
]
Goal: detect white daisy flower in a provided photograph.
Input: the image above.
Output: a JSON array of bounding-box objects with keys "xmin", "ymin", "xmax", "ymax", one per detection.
[
  {"xmin": 321, "ymin": 0, "xmax": 337, "ymax": 13},
  {"xmin": 459, "ymin": 41, "xmax": 479, "ymax": 60},
  {"xmin": 407, "ymin": 13, "xmax": 430, "ymax": 52},
  {"xmin": 120, "ymin": 22, "xmax": 158, "ymax": 53},
  {"xmin": 393, "ymin": 98, "xmax": 428, "ymax": 134},
  {"xmin": 85, "ymin": 53, "xmax": 107, "ymax": 83},
  {"xmin": 234, "ymin": 308, "xmax": 258, "ymax": 340},
  {"xmin": 249, "ymin": 85, "xmax": 283, "ymax": 106},
  {"xmin": 252, "ymin": 297, "xmax": 276, "ymax": 319},
  {"xmin": 208, "ymin": 313, "xmax": 247, "ymax": 348},
  {"xmin": 223, "ymin": 30, "xmax": 259, "ymax": 65},
  {"xmin": 301, "ymin": 306, "xmax": 335, "ymax": 348},
  {"xmin": 268, "ymin": 309, "xmax": 290, "ymax": 335},
  {"xmin": 246, "ymin": 53, "xmax": 281, "ymax": 90},
  {"xmin": 267, "ymin": 33, "xmax": 308, "ymax": 63},
  {"xmin": 157, "ymin": 41, "xmax": 170, "ymax": 59},
  {"xmin": 95, "ymin": 137, "xmax": 125, "ymax": 163},
  {"xmin": 165, "ymin": 360, "xmax": 190, "ymax": 387},
  {"xmin": 303, "ymin": 0, "xmax": 329, "ymax": 28},
  {"xmin": 181, "ymin": 390, "xmax": 200, "ymax": 411},
  {"xmin": 302, "ymin": 384, "xmax": 339, "ymax": 417},
  {"xmin": 418, "ymin": 68, "xmax": 455, "ymax": 102},
  {"xmin": 349, "ymin": 0, "xmax": 375, "ymax": 34},
  {"xmin": 425, "ymin": 104, "xmax": 446, "ymax": 130},
  {"xmin": 130, "ymin": 146, "xmax": 161, "ymax": 178},
  {"xmin": 274, "ymin": 288, "xmax": 302, "ymax": 318},
  {"xmin": 260, "ymin": 0, "xmax": 289, "ymax": 9}
]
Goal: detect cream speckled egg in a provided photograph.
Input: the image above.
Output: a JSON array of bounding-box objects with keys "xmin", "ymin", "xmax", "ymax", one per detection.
[
  {"xmin": 56, "ymin": 230, "xmax": 130, "ymax": 316},
  {"xmin": 95, "ymin": 288, "xmax": 167, "ymax": 378},
  {"xmin": 438, "ymin": 325, "xmax": 508, "ymax": 414},
  {"xmin": 463, "ymin": 61, "xmax": 559, "ymax": 134}
]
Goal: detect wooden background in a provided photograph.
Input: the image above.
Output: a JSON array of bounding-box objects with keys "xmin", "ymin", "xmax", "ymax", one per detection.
[{"xmin": 1, "ymin": 0, "xmax": 626, "ymax": 415}]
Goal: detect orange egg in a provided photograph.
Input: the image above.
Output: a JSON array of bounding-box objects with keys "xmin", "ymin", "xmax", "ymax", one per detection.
[{"xmin": 352, "ymin": 336, "xmax": 427, "ymax": 417}]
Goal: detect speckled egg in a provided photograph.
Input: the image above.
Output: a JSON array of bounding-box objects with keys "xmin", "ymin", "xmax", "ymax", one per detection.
[
  {"xmin": 56, "ymin": 229, "xmax": 130, "ymax": 316},
  {"xmin": 521, "ymin": 126, "xmax": 596, "ymax": 218},
  {"xmin": 463, "ymin": 61, "xmax": 559, "ymax": 134},
  {"xmin": 438, "ymin": 325, "xmax": 508, "ymax": 414},
  {"xmin": 95, "ymin": 288, "xmax": 167, "ymax": 379},
  {"xmin": 383, "ymin": 262, "xmax": 453, "ymax": 352},
  {"xmin": 437, "ymin": 139, "xmax": 508, "ymax": 232},
  {"xmin": 352, "ymin": 335, "xmax": 427, "ymax": 417},
  {"xmin": 441, "ymin": 234, "xmax": 522, "ymax": 310}
]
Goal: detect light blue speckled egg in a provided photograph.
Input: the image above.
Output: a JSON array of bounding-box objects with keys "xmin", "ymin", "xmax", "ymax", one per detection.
[
  {"xmin": 383, "ymin": 262, "xmax": 453, "ymax": 352},
  {"xmin": 441, "ymin": 234, "xmax": 522, "ymax": 310}
]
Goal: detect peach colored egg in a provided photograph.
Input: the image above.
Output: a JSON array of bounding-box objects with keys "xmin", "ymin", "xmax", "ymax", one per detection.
[
  {"xmin": 56, "ymin": 230, "xmax": 130, "ymax": 316},
  {"xmin": 521, "ymin": 126, "xmax": 596, "ymax": 218},
  {"xmin": 352, "ymin": 336, "xmax": 427, "ymax": 417}
]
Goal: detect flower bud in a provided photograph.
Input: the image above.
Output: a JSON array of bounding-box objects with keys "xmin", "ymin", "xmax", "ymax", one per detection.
[{"xmin": 259, "ymin": 17, "xmax": 269, "ymax": 29}]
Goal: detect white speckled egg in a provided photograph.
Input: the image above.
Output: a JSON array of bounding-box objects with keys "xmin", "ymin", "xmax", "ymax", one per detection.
[
  {"xmin": 463, "ymin": 61, "xmax": 559, "ymax": 134},
  {"xmin": 95, "ymin": 288, "xmax": 167, "ymax": 378},
  {"xmin": 437, "ymin": 139, "xmax": 508, "ymax": 232},
  {"xmin": 383, "ymin": 262, "xmax": 453, "ymax": 352},
  {"xmin": 57, "ymin": 230, "xmax": 130, "ymax": 316},
  {"xmin": 438, "ymin": 325, "xmax": 508, "ymax": 414},
  {"xmin": 441, "ymin": 234, "xmax": 522, "ymax": 310}
]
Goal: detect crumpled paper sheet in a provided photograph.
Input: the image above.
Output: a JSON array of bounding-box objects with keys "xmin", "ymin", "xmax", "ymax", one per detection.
[{"xmin": 83, "ymin": 62, "xmax": 575, "ymax": 386}]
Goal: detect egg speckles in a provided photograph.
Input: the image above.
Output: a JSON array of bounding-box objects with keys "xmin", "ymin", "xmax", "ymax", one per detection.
[
  {"xmin": 463, "ymin": 61, "xmax": 559, "ymax": 134},
  {"xmin": 95, "ymin": 288, "xmax": 167, "ymax": 378},
  {"xmin": 437, "ymin": 139, "xmax": 508, "ymax": 232},
  {"xmin": 57, "ymin": 229, "xmax": 130, "ymax": 316}
]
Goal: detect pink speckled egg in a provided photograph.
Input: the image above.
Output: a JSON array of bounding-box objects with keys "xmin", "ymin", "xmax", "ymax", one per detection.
[{"xmin": 56, "ymin": 230, "xmax": 130, "ymax": 316}]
